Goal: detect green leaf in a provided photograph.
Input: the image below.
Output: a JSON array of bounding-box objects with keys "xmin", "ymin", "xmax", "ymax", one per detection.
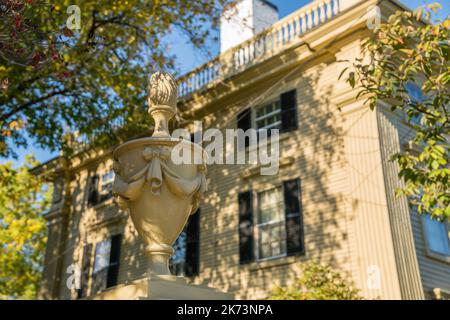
[
  {"xmin": 338, "ymin": 3, "xmax": 449, "ymax": 221},
  {"xmin": 348, "ymin": 72, "xmax": 356, "ymax": 88},
  {"xmin": 431, "ymin": 160, "xmax": 440, "ymax": 169},
  {"xmin": 0, "ymin": 157, "xmax": 51, "ymax": 299}
]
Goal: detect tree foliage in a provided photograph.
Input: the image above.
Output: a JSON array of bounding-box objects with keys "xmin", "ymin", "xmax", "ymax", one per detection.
[
  {"xmin": 0, "ymin": 0, "xmax": 233, "ymax": 158},
  {"xmin": 269, "ymin": 262, "xmax": 361, "ymax": 300},
  {"xmin": 0, "ymin": 156, "xmax": 52, "ymax": 299},
  {"xmin": 342, "ymin": 4, "xmax": 449, "ymax": 221}
]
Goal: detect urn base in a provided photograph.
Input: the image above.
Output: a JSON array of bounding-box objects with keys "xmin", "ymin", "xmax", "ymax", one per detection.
[
  {"xmin": 91, "ymin": 276, "xmax": 233, "ymax": 300},
  {"xmin": 145, "ymin": 243, "xmax": 174, "ymax": 276}
]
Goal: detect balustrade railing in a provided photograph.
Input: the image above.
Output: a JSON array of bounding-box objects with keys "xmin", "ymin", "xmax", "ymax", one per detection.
[{"xmin": 177, "ymin": 0, "xmax": 342, "ymax": 99}]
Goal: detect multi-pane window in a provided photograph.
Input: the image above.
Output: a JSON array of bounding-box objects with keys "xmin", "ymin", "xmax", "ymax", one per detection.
[
  {"xmin": 256, "ymin": 187, "xmax": 287, "ymax": 260},
  {"xmin": 255, "ymin": 100, "xmax": 282, "ymax": 130},
  {"xmin": 87, "ymin": 234, "xmax": 122, "ymax": 297},
  {"xmin": 87, "ymin": 169, "xmax": 115, "ymax": 206},
  {"xmin": 91, "ymin": 239, "xmax": 112, "ymax": 295},
  {"xmin": 100, "ymin": 169, "xmax": 114, "ymax": 202},
  {"xmin": 237, "ymin": 90, "xmax": 298, "ymax": 147},
  {"xmin": 238, "ymin": 179, "xmax": 304, "ymax": 265},
  {"xmin": 93, "ymin": 239, "xmax": 111, "ymax": 273},
  {"xmin": 422, "ymin": 215, "xmax": 450, "ymax": 259}
]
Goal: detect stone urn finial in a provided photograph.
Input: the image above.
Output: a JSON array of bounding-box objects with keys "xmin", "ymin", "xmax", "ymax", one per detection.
[
  {"xmin": 147, "ymin": 71, "xmax": 178, "ymax": 138},
  {"xmin": 113, "ymin": 72, "xmax": 207, "ymax": 278}
]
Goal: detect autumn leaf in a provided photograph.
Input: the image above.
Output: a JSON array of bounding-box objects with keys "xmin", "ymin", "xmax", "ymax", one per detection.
[
  {"xmin": 63, "ymin": 27, "xmax": 74, "ymax": 37},
  {"xmin": 0, "ymin": 0, "xmax": 235, "ymax": 159},
  {"xmin": 0, "ymin": 157, "xmax": 52, "ymax": 299}
]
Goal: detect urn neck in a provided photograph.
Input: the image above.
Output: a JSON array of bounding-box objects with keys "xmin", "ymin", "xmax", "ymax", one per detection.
[{"xmin": 149, "ymin": 105, "xmax": 175, "ymax": 138}]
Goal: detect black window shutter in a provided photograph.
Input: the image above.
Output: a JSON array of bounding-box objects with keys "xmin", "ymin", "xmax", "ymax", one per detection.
[
  {"xmin": 237, "ymin": 108, "xmax": 252, "ymax": 131},
  {"xmin": 191, "ymin": 132, "xmax": 201, "ymax": 145},
  {"xmin": 283, "ymin": 178, "xmax": 305, "ymax": 256},
  {"xmin": 185, "ymin": 209, "xmax": 200, "ymax": 277},
  {"xmin": 238, "ymin": 191, "xmax": 254, "ymax": 264},
  {"xmin": 77, "ymin": 243, "xmax": 93, "ymax": 299},
  {"xmin": 87, "ymin": 175, "xmax": 99, "ymax": 206},
  {"xmin": 237, "ymin": 108, "xmax": 252, "ymax": 148},
  {"xmin": 280, "ymin": 90, "xmax": 298, "ymax": 132},
  {"xmin": 106, "ymin": 234, "xmax": 122, "ymax": 288}
]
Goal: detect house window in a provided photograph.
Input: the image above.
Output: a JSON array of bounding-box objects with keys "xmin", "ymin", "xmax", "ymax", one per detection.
[
  {"xmin": 90, "ymin": 234, "xmax": 122, "ymax": 295},
  {"xmin": 406, "ymin": 82, "xmax": 423, "ymax": 103},
  {"xmin": 237, "ymin": 89, "xmax": 298, "ymax": 138},
  {"xmin": 255, "ymin": 100, "xmax": 282, "ymax": 130},
  {"xmin": 91, "ymin": 239, "xmax": 111, "ymax": 295},
  {"xmin": 93, "ymin": 239, "xmax": 111, "ymax": 272},
  {"xmin": 405, "ymin": 82, "xmax": 424, "ymax": 125},
  {"xmin": 100, "ymin": 169, "xmax": 114, "ymax": 202},
  {"xmin": 256, "ymin": 187, "xmax": 287, "ymax": 260},
  {"xmin": 169, "ymin": 210, "xmax": 200, "ymax": 277},
  {"xmin": 170, "ymin": 230, "xmax": 187, "ymax": 276},
  {"xmin": 422, "ymin": 215, "xmax": 450, "ymax": 260},
  {"xmin": 238, "ymin": 179, "xmax": 304, "ymax": 265}
]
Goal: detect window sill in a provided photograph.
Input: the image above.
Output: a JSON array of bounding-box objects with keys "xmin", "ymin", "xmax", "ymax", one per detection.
[{"xmin": 247, "ymin": 255, "xmax": 301, "ymax": 271}]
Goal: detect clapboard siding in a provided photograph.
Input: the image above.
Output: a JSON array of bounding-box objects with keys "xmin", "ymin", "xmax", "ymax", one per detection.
[
  {"xmin": 380, "ymin": 107, "xmax": 450, "ymax": 298},
  {"xmin": 40, "ymin": 1, "xmax": 449, "ymax": 300},
  {"xmin": 377, "ymin": 107, "xmax": 424, "ymax": 299},
  {"xmin": 411, "ymin": 212, "xmax": 450, "ymax": 297},
  {"xmin": 343, "ymin": 108, "xmax": 402, "ymax": 299}
]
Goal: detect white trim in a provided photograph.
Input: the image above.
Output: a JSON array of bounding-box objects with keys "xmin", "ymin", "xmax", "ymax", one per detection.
[
  {"xmin": 255, "ymin": 109, "xmax": 281, "ymax": 122},
  {"xmin": 253, "ymin": 98, "xmax": 282, "ymax": 130},
  {"xmin": 258, "ymin": 121, "xmax": 282, "ymax": 130}
]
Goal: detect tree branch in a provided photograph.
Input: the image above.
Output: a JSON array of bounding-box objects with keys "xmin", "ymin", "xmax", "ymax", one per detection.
[{"xmin": 0, "ymin": 89, "xmax": 69, "ymax": 123}]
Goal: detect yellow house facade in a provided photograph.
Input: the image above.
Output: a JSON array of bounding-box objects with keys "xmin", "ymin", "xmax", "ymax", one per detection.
[{"xmin": 38, "ymin": 0, "xmax": 450, "ymax": 300}]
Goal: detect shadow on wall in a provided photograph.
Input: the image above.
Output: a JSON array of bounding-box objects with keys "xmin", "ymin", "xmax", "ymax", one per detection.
[
  {"xmin": 191, "ymin": 60, "xmax": 356, "ymax": 299},
  {"xmin": 39, "ymin": 166, "xmax": 88, "ymax": 299},
  {"xmin": 41, "ymin": 161, "xmax": 135, "ymax": 299},
  {"xmin": 40, "ymin": 60, "xmax": 358, "ymax": 300}
]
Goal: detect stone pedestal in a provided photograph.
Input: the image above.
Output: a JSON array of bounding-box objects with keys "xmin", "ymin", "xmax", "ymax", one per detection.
[{"xmin": 92, "ymin": 276, "xmax": 233, "ymax": 300}]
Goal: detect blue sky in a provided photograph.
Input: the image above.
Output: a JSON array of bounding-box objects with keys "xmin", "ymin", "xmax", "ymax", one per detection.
[
  {"xmin": 171, "ymin": 0, "xmax": 449, "ymax": 75},
  {"xmin": 4, "ymin": 0, "xmax": 449, "ymax": 166}
]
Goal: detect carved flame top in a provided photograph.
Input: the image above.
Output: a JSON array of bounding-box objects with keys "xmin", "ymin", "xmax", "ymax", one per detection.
[{"xmin": 148, "ymin": 71, "xmax": 178, "ymax": 110}]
